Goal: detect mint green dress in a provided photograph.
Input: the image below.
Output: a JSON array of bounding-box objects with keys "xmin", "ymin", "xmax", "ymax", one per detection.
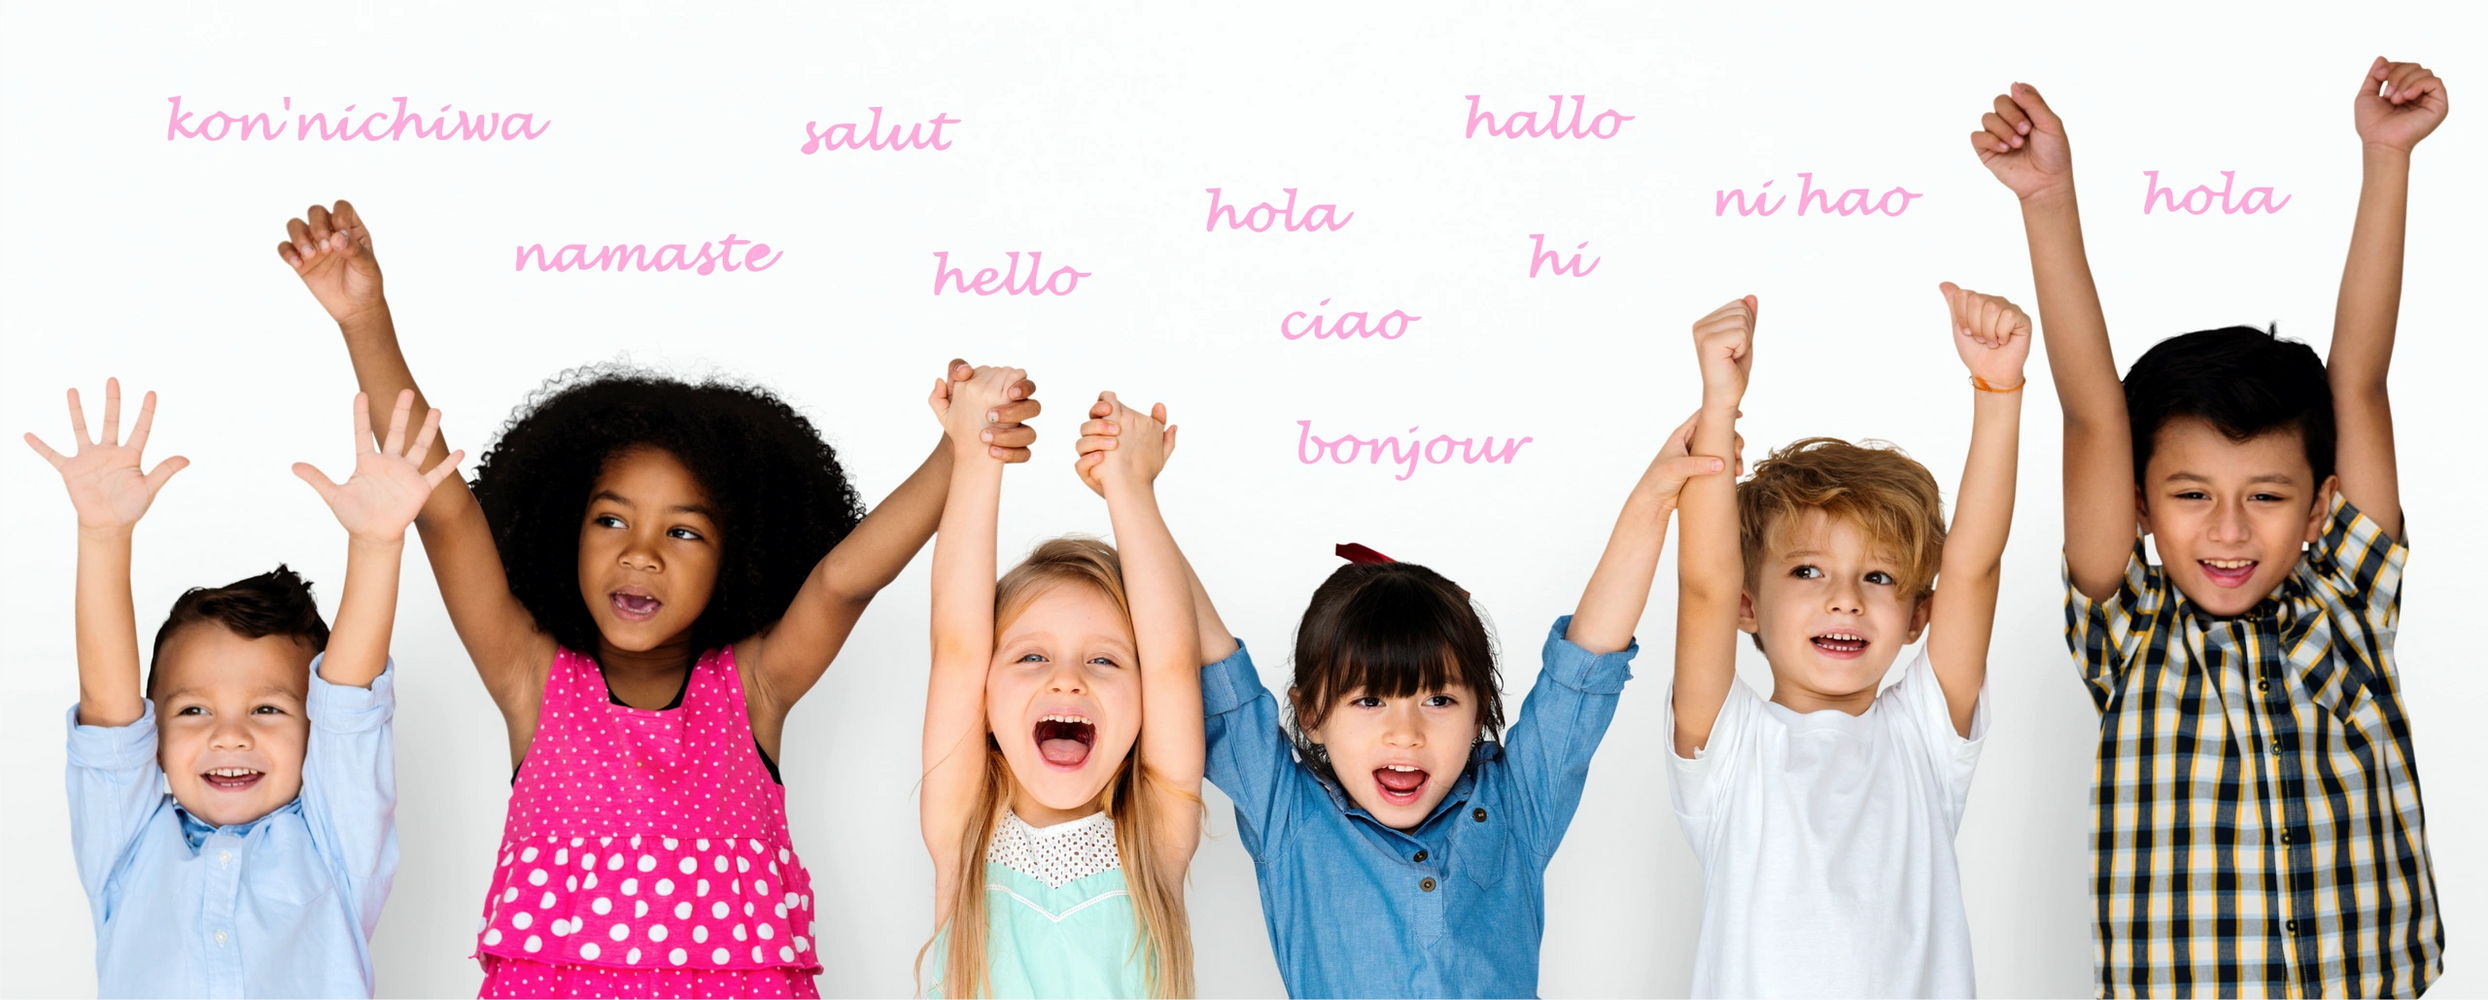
[{"xmin": 933, "ymin": 810, "xmax": 1149, "ymax": 999}]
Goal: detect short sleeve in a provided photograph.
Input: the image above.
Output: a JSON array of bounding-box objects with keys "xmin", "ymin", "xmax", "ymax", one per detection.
[
  {"xmin": 2303, "ymin": 495, "xmax": 2406, "ymax": 638},
  {"xmin": 2065, "ymin": 535, "xmax": 2167, "ymax": 705},
  {"xmin": 300, "ymin": 654, "xmax": 400, "ymax": 936},
  {"xmin": 1662, "ymin": 676, "xmax": 1760, "ymax": 820},
  {"xmin": 64, "ymin": 700, "xmax": 169, "ymax": 915},
  {"xmin": 1198, "ymin": 640, "xmax": 1298, "ymax": 862},
  {"xmin": 1882, "ymin": 648, "xmax": 1988, "ymax": 820}
]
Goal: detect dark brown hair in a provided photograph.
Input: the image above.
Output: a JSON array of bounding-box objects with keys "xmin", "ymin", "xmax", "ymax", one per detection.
[
  {"xmin": 2123, "ymin": 325, "xmax": 2335, "ymax": 488},
  {"xmin": 147, "ymin": 565, "xmax": 330, "ymax": 697},
  {"xmin": 1285, "ymin": 561, "xmax": 1502, "ymax": 772}
]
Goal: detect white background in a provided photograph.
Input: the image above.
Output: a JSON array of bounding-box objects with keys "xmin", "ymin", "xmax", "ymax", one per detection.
[{"xmin": 2, "ymin": 3, "xmax": 2478, "ymax": 997}]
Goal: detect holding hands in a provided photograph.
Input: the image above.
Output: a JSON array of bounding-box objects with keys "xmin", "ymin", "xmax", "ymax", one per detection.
[
  {"xmin": 1074, "ymin": 393, "xmax": 1177, "ymax": 496},
  {"xmin": 24, "ymin": 380, "xmax": 189, "ymax": 534},
  {"xmin": 2356, "ymin": 57, "xmax": 2448, "ymax": 154},
  {"xmin": 931, "ymin": 361, "xmax": 1033, "ymax": 461},
  {"xmin": 293, "ymin": 390, "xmax": 465, "ymax": 544},
  {"xmin": 1940, "ymin": 283, "xmax": 2034, "ymax": 390}
]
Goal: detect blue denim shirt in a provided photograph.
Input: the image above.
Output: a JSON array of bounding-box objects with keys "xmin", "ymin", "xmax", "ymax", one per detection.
[
  {"xmin": 1202, "ymin": 616, "xmax": 1635, "ymax": 999},
  {"xmin": 66, "ymin": 656, "xmax": 398, "ymax": 999}
]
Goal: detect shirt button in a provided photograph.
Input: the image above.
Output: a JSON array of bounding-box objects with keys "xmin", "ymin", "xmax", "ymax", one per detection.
[
  {"xmin": 218, "ymin": 850, "xmax": 233, "ymax": 866},
  {"xmin": 1412, "ymin": 850, "xmax": 1428, "ymax": 863},
  {"xmin": 2280, "ymin": 829, "xmax": 2292, "ymax": 844},
  {"xmin": 1420, "ymin": 877, "xmax": 1437, "ymax": 892},
  {"xmin": 2256, "ymin": 680, "xmax": 2271, "ymax": 694},
  {"xmin": 2287, "ymin": 920, "xmax": 2300, "ymax": 934},
  {"xmin": 214, "ymin": 930, "xmax": 228, "ymax": 945},
  {"xmin": 1472, "ymin": 808, "xmax": 1488, "ymax": 823}
]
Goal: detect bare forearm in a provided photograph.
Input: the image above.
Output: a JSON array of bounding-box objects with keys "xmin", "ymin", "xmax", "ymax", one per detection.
[
  {"xmin": 818, "ymin": 438, "xmax": 952, "ymax": 607},
  {"xmin": 2018, "ymin": 192, "xmax": 2124, "ymax": 428},
  {"xmin": 1105, "ymin": 480, "xmax": 1204, "ymax": 782},
  {"xmin": 2333, "ymin": 148, "xmax": 2412, "ymax": 392},
  {"xmin": 927, "ymin": 453, "xmax": 1002, "ymax": 662},
  {"xmin": 319, "ymin": 537, "xmax": 404, "ymax": 689},
  {"xmin": 73, "ymin": 527, "xmax": 145, "ymax": 727},
  {"xmin": 1171, "ymin": 534, "xmax": 1237, "ymax": 664},
  {"xmin": 1946, "ymin": 389, "xmax": 2025, "ymax": 586},
  {"xmin": 1566, "ymin": 491, "xmax": 1675, "ymax": 655},
  {"xmin": 1677, "ymin": 402, "xmax": 1744, "ymax": 607},
  {"xmin": 337, "ymin": 310, "xmax": 465, "ymax": 526}
]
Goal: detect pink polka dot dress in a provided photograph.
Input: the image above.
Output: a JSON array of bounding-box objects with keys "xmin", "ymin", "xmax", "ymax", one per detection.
[{"xmin": 473, "ymin": 646, "xmax": 821, "ymax": 998}]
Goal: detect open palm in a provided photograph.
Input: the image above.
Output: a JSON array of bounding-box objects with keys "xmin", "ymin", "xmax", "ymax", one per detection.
[
  {"xmin": 295, "ymin": 390, "xmax": 463, "ymax": 543},
  {"xmin": 23, "ymin": 380, "xmax": 188, "ymax": 532}
]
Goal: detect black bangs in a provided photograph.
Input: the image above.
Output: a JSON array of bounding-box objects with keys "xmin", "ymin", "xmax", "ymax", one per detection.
[{"xmin": 1286, "ymin": 561, "xmax": 1503, "ymax": 771}]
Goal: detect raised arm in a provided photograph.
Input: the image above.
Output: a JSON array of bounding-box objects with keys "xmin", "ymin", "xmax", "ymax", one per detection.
[
  {"xmin": 1075, "ymin": 398, "xmax": 1237, "ymax": 667},
  {"xmin": 1972, "ymin": 85, "xmax": 2131, "ymax": 600},
  {"xmin": 1672, "ymin": 298, "xmax": 1756, "ymax": 757},
  {"xmin": 290, "ymin": 391, "xmax": 466, "ymax": 688},
  {"xmin": 1926, "ymin": 284, "xmax": 2032, "ymax": 736},
  {"xmin": 2329, "ymin": 57, "xmax": 2447, "ymax": 543},
  {"xmin": 919, "ymin": 365, "xmax": 1024, "ymax": 909},
  {"xmin": 1565, "ymin": 412, "xmax": 1726, "ymax": 656},
  {"xmin": 1088, "ymin": 392, "xmax": 1205, "ymax": 874},
  {"xmin": 25, "ymin": 381, "xmax": 189, "ymax": 728},
  {"xmin": 279, "ymin": 201, "xmax": 551, "ymax": 715},
  {"xmin": 742, "ymin": 362, "xmax": 1041, "ymax": 714}
]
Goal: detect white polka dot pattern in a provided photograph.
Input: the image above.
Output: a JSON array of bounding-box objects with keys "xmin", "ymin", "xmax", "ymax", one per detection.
[
  {"xmin": 986, "ymin": 809, "xmax": 1123, "ymax": 889},
  {"xmin": 471, "ymin": 647, "xmax": 821, "ymax": 981}
]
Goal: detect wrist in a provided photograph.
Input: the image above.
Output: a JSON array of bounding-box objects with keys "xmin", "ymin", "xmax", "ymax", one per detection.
[
  {"xmin": 336, "ymin": 305, "xmax": 394, "ymax": 338},
  {"xmin": 345, "ymin": 532, "xmax": 410, "ymax": 553},
  {"xmin": 2360, "ymin": 142, "xmax": 2415, "ymax": 166},
  {"xmin": 75, "ymin": 523, "xmax": 137, "ymax": 544}
]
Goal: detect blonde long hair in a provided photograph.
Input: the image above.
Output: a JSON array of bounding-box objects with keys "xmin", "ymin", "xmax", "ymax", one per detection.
[{"xmin": 918, "ymin": 537, "xmax": 1198, "ymax": 998}]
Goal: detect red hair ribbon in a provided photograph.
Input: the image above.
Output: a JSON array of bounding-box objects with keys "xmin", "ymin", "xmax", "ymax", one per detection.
[{"xmin": 1336, "ymin": 543, "xmax": 1396, "ymax": 564}]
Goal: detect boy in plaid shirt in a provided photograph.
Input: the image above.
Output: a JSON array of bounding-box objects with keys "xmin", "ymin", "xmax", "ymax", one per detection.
[{"xmin": 1967, "ymin": 59, "xmax": 2447, "ymax": 997}]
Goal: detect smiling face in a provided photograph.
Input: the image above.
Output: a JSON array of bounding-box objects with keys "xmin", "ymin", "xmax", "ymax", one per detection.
[
  {"xmin": 1741, "ymin": 509, "xmax": 1930, "ymax": 705},
  {"xmin": 151, "ymin": 624, "xmax": 315, "ymax": 827},
  {"xmin": 2139, "ymin": 417, "xmax": 2335, "ymax": 617},
  {"xmin": 1303, "ymin": 682, "xmax": 1479, "ymax": 830},
  {"xmin": 987, "ymin": 583, "xmax": 1143, "ymax": 822},
  {"xmin": 576, "ymin": 445, "xmax": 721, "ymax": 655}
]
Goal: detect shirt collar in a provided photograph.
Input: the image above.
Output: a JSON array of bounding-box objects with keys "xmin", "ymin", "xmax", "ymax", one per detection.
[
  {"xmin": 175, "ymin": 799, "xmax": 298, "ymax": 852},
  {"xmin": 1311, "ymin": 739, "xmax": 1502, "ymax": 838}
]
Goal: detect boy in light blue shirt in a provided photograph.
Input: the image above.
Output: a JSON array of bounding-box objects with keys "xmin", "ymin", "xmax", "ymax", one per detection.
[{"xmin": 34, "ymin": 383, "xmax": 462, "ymax": 998}]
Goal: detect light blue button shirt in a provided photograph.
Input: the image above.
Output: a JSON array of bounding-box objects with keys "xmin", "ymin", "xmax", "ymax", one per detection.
[
  {"xmin": 66, "ymin": 656, "xmax": 398, "ymax": 999},
  {"xmin": 1203, "ymin": 616, "xmax": 1635, "ymax": 999}
]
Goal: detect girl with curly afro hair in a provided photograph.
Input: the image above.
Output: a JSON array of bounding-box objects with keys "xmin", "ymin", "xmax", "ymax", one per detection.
[{"xmin": 278, "ymin": 199, "xmax": 1040, "ymax": 996}]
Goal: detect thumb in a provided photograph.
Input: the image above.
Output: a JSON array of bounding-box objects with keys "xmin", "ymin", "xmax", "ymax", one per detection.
[
  {"xmin": 144, "ymin": 455, "xmax": 191, "ymax": 493},
  {"xmin": 290, "ymin": 461, "xmax": 338, "ymax": 502},
  {"xmin": 2013, "ymin": 82, "xmax": 2063, "ymax": 132},
  {"xmin": 1939, "ymin": 282, "xmax": 1965, "ymax": 324},
  {"xmin": 1164, "ymin": 425, "xmax": 1180, "ymax": 456},
  {"xmin": 1743, "ymin": 295, "xmax": 1760, "ymax": 328}
]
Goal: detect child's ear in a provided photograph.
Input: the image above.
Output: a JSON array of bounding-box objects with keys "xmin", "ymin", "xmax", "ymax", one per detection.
[
  {"xmin": 1735, "ymin": 592, "xmax": 1761, "ymax": 637},
  {"xmin": 2304, "ymin": 474, "xmax": 2341, "ymax": 544},
  {"xmin": 1906, "ymin": 593, "xmax": 1933, "ymax": 643},
  {"xmin": 2133, "ymin": 485, "xmax": 2153, "ymax": 538},
  {"xmin": 1287, "ymin": 686, "xmax": 1322, "ymax": 744}
]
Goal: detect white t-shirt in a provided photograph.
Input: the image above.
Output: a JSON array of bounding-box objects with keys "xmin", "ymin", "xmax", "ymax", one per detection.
[{"xmin": 1664, "ymin": 648, "xmax": 1988, "ymax": 999}]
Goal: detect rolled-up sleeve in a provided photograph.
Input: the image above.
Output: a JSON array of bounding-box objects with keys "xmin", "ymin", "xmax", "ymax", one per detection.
[
  {"xmin": 65, "ymin": 701, "xmax": 168, "ymax": 928},
  {"xmin": 1501, "ymin": 615, "xmax": 1635, "ymax": 858},
  {"xmin": 1199, "ymin": 640, "xmax": 1298, "ymax": 863},
  {"xmin": 301, "ymin": 654, "xmax": 399, "ymax": 937}
]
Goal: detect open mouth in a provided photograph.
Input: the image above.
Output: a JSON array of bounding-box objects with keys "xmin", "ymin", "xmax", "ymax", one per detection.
[
  {"xmin": 201, "ymin": 767, "xmax": 264, "ymax": 792},
  {"xmin": 1372, "ymin": 764, "xmax": 1429, "ymax": 807},
  {"xmin": 1810, "ymin": 631, "xmax": 1869, "ymax": 658},
  {"xmin": 1033, "ymin": 714, "xmax": 1096, "ymax": 770},
  {"xmin": 2198, "ymin": 558, "xmax": 2258, "ymax": 588},
  {"xmin": 610, "ymin": 591, "xmax": 663, "ymax": 623}
]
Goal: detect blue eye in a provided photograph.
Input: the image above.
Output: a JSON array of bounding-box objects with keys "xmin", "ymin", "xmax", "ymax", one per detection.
[
  {"xmin": 1087, "ymin": 656, "xmax": 1118, "ymax": 668},
  {"xmin": 1018, "ymin": 653, "xmax": 1047, "ymax": 664}
]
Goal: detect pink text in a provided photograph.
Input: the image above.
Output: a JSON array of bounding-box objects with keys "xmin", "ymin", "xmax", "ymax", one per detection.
[
  {"xmin": 2143, "ymin": 171, "xmax": 2290, "ymax": 215},
  {"xmin": 800, "ymin": 108, "xmax": 959, "ymax": 154},
  {"xmin": 932, "ymin": 252, "xmax": 1091, "ymax": 296},
  {"xmin": 1464, "ymin": 95, "xmax": 1633, "ymax": 139},
  {"xmin": 1528, "ymin": 235, "xmax": 1600, "ymax": 278},
  {"xmin": 1297, "ymin": 421, "xmax": 1533, "ymax": 481},
  {"xmin": 514, "ymin": 237, "xmax": 781, "ymax": 274},
  {"xmin": 166, "ymin": 97, "xmax": 549, "ymax": 142},
  {"xmin": 1716, "ymin": 174, "xmax": 1922, "ymax": 217},
  {"xmin": 1205, "ymin": 188, "xmax": 1353, "ymax": 233},
  {"xmin": 1281, "ymin": 300, "xmax": 1421, "ymax": 341}
]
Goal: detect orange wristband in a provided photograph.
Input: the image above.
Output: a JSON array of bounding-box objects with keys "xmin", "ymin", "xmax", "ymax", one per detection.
[{"xmin": 1971, "ymin": 375, "xmax": 2026, "ymax": 393}]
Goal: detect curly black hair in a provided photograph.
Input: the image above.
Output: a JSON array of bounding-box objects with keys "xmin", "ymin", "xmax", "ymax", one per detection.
[{"xmin": 470, "ymin": 363, "xmax": 866, "ymax": 657}]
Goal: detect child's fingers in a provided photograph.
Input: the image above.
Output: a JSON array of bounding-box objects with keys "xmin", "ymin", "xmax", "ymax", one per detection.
[
  {"xmin": 332, "ymin": 199, "xmax": 362, "ymax": 232},
  {"xmin": 287, "ymin": 217, "xmax": 316, "ymax": 260},
  {"xmin": 1980, "ymin": 112, "xmax": 2019, "ymax": 152},
  {"xmin": 1075, "ymin": 435, "xmax": 1119, "ymax": 456},
  {"xmin": 420, "ymin": 449, "xmax": 466, "ymax": 488},
  {"xmin": 290, "ymin": 461, "xmax": 338, "ymax": 502},
  {"xmin": 1150, "ymin": 402, "xmax": 1168, "ymax": 425},
  {"xmin": 992, "ymin": 397, "xmax": 1042, "ymax": 426},
  {"xmin": 2390, "ymin": 68, "xmax": 2443, "ymax": 105},
  {"xmin": 306, "ymin": 204, "xmax": 334, "ymax": 243},
  {"xmin": 984, "ymin": 424, "xmax": 1036, "ymax": 450},
  {"xmin": 277, "ymin": 241, "xmax": 303, "ymax": 268},
  {"xmin": 947, "ymin": 358, "xmax": 971, "ymax": 382},
  {"xmin": 408, "ymin": 406, "xmax": 444, "ymax": 460},
  {"xmin": 1991, "ymin": 94, "xmax": 2032, "ymax": 135},
  {"xmin": 2382, "ymin": 62, "xmax": 2424, "ymax": 101},
  {"xmin": 143, "ymin": 455, "xmax": 189, "ymax": 494},
  {"xmin": 2011, "ymin": 83, "xmax": 2062, "ymax": 132},
  {"xmin": 1008, "ymin": 376, "xmax": 1036, "ymax": 402},
  {"xmin": 1164, "ymin": 425, "xmax": 1179, "ymax": 457},
  {"xmin": 350, "ymin": 392, "xmax": 375, "ymax": 455},
  {"xmin": 100, "ymin": 378, "xmax": 123, "ymax": 447},
  {"xmin": 1080, "ymin": 417, "xmax": 1120, "ymax": 438},
  {"xmin": 381, "ymin": 389, "xmax": 416, "ymax": 456},
  {"xmin": 64, "ymin": 386, "xmax": 91, "ymax": 448},
  {"xmin": 24, "ymin": 432, "xmax": 67, "ymax": 468},
  {"xmin": 126, "ymin": 390, "xmax": 160, "ymax": 456}
]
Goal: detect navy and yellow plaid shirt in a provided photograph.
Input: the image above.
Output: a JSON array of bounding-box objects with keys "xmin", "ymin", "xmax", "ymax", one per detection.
[{"xmin": 2067, "ymin": 496, "xmax": 2440, "ymax": 998}]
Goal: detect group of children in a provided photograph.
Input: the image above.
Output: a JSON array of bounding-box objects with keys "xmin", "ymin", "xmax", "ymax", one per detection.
[{"xmin": 40, "ymin": 60, "xmax": 2445, "ymax": 998}]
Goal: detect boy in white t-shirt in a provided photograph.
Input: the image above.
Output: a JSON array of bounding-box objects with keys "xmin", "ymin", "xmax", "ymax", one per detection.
[{"xmin": 1666, "ymin": 285, "xmax": 2031, "ymax": 998}]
